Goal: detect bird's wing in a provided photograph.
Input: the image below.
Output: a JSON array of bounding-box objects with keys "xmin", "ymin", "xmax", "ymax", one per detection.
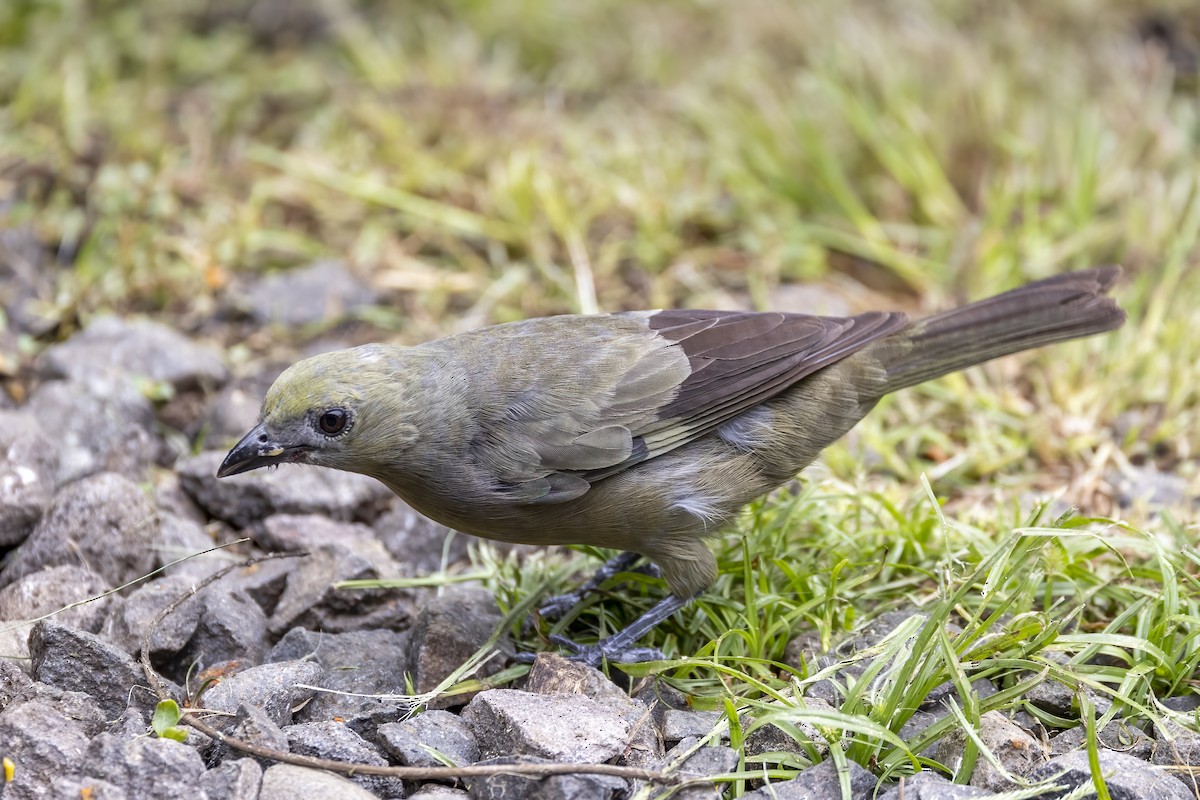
[
  {"xmin": 460, "ymin": 309, "xmax": 908, "ymax": 503},
  {"xmin": 618, "ymin": 308, "xmax": 908, "ymax": 468}
]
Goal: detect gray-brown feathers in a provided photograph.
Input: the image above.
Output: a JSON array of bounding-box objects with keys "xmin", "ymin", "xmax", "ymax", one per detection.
[
  {"xmin": 871, "ymin": 266, "xmax": 1126, "ymax": 394},
  {"xmin": 225, "ymin": 267, "xmax": 1126, "ymax": 597}
]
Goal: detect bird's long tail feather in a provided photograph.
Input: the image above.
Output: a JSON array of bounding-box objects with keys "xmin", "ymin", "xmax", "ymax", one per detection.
[{"xmin": 878, "ymin": 266, "xmax": 1126, "ymax": 394}]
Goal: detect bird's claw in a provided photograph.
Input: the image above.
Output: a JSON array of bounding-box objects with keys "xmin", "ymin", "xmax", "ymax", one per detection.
[
  {"xmin": 522, "ymin": 554, "xmax": 663, "ymax": 635},
  {"xmin": 513, "ymin": 635, "xmax": 666, "ymax": 667},
  {"xmin": 519, "ymin": 591, "xmax": 584, "ymax": 636},
  {"xmin": 535, "ymin": 591, "xmax": 586, "ymax": 622},
  {"xmin": 545, "ymin": 634, "xmax": 668, "ymax": 668}
]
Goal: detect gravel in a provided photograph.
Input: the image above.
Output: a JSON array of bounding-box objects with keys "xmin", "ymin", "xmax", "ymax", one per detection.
[{"xmin": 0, "ymin": 313, "xmax": 1189, "ymax": 800}]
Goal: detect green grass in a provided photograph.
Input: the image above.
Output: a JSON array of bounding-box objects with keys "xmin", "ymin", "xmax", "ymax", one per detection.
[
  {"xmin": 490, "ymin": 487, "xmax": 1200, "ymax": 791},
  {"xmin": 3, "ymin": 0, "xmax": 1200, "ymax": 794}
]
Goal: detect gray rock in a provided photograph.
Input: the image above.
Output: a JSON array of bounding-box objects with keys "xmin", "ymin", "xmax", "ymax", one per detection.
[
  {"xmin": 1049, "ymin": 722, "xmax": 1153, "ymax": 760},
  {"xmin": 1026, "ymin": 678, "xmax": 1077, "ymax": 717},
  {"xmin": 0, "ymin": 411, "xmax": 59, "ymax": 546},
  {"xmin": 43, "ymin": 691, "xmax": 110, "ymax": 737},
  {"xmin": 38, "ymin": 316, "xmax": 228, "ymax": 390},
  {"xmin": 803, "ymin": 676, "xmax": 848, "ymax": 706},
  {"xmin": 467, "ymin": 756, "xmax": 626, "ymax": 800},
  {"xmin": 784, "ymin": 631, "xmax": 823, "ymax": 670},
  {"xmin": 524, "ymin": 652, "xmax": 630, "ymax": 706},
  {"xmin": 286, "ymin": 720, "xmax": 404, "ymax": 798},
  {"xmin": 242, "ymin": 260, "xmax": 379, "ymax": 327},
  {"xmin": 463, "ymin": 689, "xmax": 632, "ymax": 763},
  {"xmin": 632, "ymin": 677, "xmax": 690, "ymax": 721},
  {"xmin": 210, "ymin": 702, "xmax": 291, "ymax": 765},
  {"xmin": 198, "ymin": 758, "xmax": 263, "ymax": 800},
  {"xmin": 268, "ymin": 626, "xmax": 409, "ymax": 668},
  {"xmin": 176, "ymin": 585, "xmax": 270, "ymax": 672},
  {"xmin": 1162, "ymin": 694, "xmax": 1200, "ymax": 714},
  {"xmin": 200, "ymin": 659, "xmax": 325, "ymax": 729},
  {"xmin": 930, "ymin": 710, "xmax": 1048, "ymax": 792},
  {"xmin": 408, "ymin": 588, "xmax": 510, "ymax": 709},
  {"xmin": 218, "ymin": 553, "xmax": 293, "ymax": 615},
  {"xmin": 253, "ymin": 512, "xmax": 378, "ymax": 553},
  {"xmin": 156, "ymin": 387, "xmax": 220, "ymax": 440},
  {"xmin": 268, "ymin": 627, "xmax": 411, "ymax": 724},
  {"xmin": 410, "ymin": 787, "xmax": 470, "ymax": 799},
  {"xmin": 664, "ymin": 709, "xmax": 725, "ymax": 743},
  {"xmin": 850, "ymin": 610, "xmax": 927, "ymax": 649},
  {"xmin": 0, "ymin": 662, "xmax": 108, "ymax": 736},
  {"xmin": 27, "ymin": 376, "xmax": 162, "ymax": 484},
  {"xmin": 522, "ymin": 652, "xmax": 661, "ymax": 768},
  {"xmin": 670, "ymin": 741, "xmax": 739, "ymax": 800},
  {"xmin": 268, "ymin": 541, "xmax": 411, "ymax": 635},
  {"xmin": 154, "ymin": 470, "xmax": 208, "ymax": 524},
  {"xmin": 259, "ymin": 763, "xmax": 382, "ymax": 800},
  {"xmin": 876, "ymin": 771, "xmax": 991, "ymax": 799},
  {"xmin": 0, "ymin": 223, "xmax": 53, "ymax": 337},
  {"xmin": 74, "ymin": 733, "xmax": 207, "ymax": 800},
  {"xmin": 899, "ymin": 709, "xmax": 944, "ymax": 742},
  {"xmin": 379, "ymin": 710, "xmax": 480, "ymax": 767},
  {"xmin": 251, "ymin": 516, "xmax": 412, "ymax": 633},
  {"xmin": 1009, "ymin": 709, "xmax": 1048, "ymax": 741},
  {"xmin": 346, "ymin": 705, "xmax": 431, "ymax": 751},
  {"xmin": 29, "ymin": 621, "xmax": 178, "ymax": 720},
  {"xmin": 179, "ymin": 450, "xmax": 393, "ymax": 527},
  {"xmin": 1109, "ymin": 466, "xmax": 1194, "ymax": 510},
  {"xmin": 1030, "ymin": 748, "xmax": 1194, "ymax": 798},
  {"xmin": 0, "ymin": 700, "xmax": 93, "ymax": 799},
  {"xmin": 49, "ymin": 777, "xmax": 130, "ymax": 799},
  {"xmin": 744, "ymin": 721, "xmax": 808, "ymax": 762},
  {"xmin": 0, "ymin": 472, "xmax": 160, "ymax": 587},
  {"xmin": 0, "ymin": 659, "xmax": 36, "ymax": 712},
  {"xmin": 745, "ymin": 710, "xmax": 833, "ymax": 763},
  {"xmin": 743, "ymin": 758, "xmax": 878, "ymax": 799},
  {"xmin": 101, "ymin": 574, "xmax": 204, "ymax": 660},
  {"xmin": 205, "ymin": 375, "xmax": 275, "ymax": 442},
  {"xmin": 374, "ymin": 502, "xmax": 467, "ymax": 574},
  {"xmin": 1151, "ymin": 717, "xmax": 1200, "ymax": 767},
  {"xmin": 107, "ymin": 708, "xmax": 148, "ymax": 740},
  {"xmin": 920, "ymin": 678, "xmax": 999, "ymax": 714},
  {"xmin": 285, "ymin": 719, "xmax": 388, "ymax": 763},
  {"xmin": 0, "ymin": 565, "xmax": 112, "ymax": 665},
  {"xmin": 155, "ymin": 512, "xmax": 232, "ymax": 580}
]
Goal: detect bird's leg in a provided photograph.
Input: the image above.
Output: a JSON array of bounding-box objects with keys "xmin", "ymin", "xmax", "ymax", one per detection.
[
  {"xmin": 544, "ymin": 593, "xmax": 691, "ymax": 667},
  {"xmin": 533, "ymin": 551, "xmax": 659, "ymax": 623}
]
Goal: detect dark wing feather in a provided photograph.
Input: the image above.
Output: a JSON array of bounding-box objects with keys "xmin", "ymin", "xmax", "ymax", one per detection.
[
  {"xmin": 453, "ymin": 308, "xmax": 907, "ymax": 503},
  {"xmin": 578, "ymin": 308, "xmax": 908, "ymax": 481}
]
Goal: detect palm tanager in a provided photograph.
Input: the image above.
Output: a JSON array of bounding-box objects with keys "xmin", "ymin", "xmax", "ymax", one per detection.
[{"xmin": 218, "ymin": 267, "xmax": 1125, "ymax": 665}]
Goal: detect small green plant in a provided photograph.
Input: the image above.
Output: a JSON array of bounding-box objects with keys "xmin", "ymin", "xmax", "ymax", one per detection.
[{"xmin": 151, "ymin": 699, "xmax": 189, "ymax": 743}]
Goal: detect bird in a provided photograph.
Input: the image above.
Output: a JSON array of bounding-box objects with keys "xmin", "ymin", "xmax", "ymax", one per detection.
[{"xmin": 218, "ymin": 266, "xmax": 1126, "ymax": 666}]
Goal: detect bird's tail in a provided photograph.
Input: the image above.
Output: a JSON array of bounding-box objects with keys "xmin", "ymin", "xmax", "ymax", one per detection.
[{"xmin": 876, "ymin": 266, "xmax": 1126, "ymax": 394}]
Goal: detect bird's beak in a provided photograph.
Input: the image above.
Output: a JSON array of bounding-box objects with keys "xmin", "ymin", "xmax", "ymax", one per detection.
[{"xmin": 216, "ymin": 423, "xmax": 296, "ymax": 478}]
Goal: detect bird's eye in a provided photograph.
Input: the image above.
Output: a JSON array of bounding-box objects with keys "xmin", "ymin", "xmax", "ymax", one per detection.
[{"xmin": 318, "ymin": 408, "xmax": 348, "ymax": 436}]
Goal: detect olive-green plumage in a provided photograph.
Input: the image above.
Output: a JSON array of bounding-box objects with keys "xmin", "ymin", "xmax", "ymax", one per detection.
[{"xmin": 220, "ymin": 267, "xmax": 1125, "ymax": 657}]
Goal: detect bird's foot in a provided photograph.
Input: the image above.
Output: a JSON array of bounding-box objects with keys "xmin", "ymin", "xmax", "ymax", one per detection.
[
  {"xmin": 520, "ymin": 590, "xmax": 583, "ymax": 636},
  {"xmin": 533, "ymin": 590, "xmax": 587, "ymax": 623},
  {"xmin": 514, "ymin": 635, "xmax": 668, "ymax": 668},
  {"xmin": 515, "ymin": 593, "xmax": 689, "ymax": 668},
  {"xmin": 522, "ymin": 553, "xmax": 659, "ymax": 633}
]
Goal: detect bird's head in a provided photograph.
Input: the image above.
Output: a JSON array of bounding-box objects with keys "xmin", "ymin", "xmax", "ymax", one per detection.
[{"xmin": 216, "ymin": 344, "xmax": 418, "ymax": 478}]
